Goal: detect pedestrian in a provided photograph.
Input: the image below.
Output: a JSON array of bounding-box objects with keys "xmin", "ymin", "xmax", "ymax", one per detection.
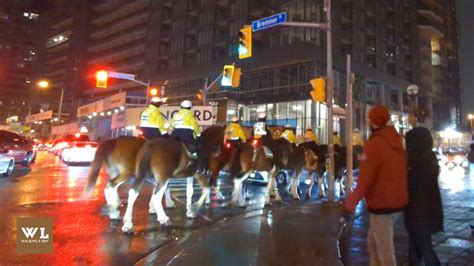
[
  {"xmin": 404, "ymin": 127, "xmax": 442, "ymax": 266},
  {"xmin": 345, "ymin": 104, "xmax": 408, "ymax": 266},
  {"xmin": 467, "ymin": 143, "xmax": 474, "ymax": 165}
]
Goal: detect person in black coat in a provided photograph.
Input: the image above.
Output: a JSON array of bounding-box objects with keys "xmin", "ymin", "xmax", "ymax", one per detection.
[{"xmin": 404, "ymin": 127, "xmax": 443, "ymax": 266}]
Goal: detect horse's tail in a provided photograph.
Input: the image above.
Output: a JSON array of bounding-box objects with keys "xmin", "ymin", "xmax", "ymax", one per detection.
[
  {"xmin": 86, "ymin": 138, "xmax": 116, "ymax": 192},
  {"xmin": 133, "ymin": 142, "xmax": 153, "ymax": 192}
]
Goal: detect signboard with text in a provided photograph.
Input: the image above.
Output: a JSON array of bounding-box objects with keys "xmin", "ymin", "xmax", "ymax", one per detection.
[
  {"xmin": 25, "ymin": 110, "xmax": 53, "ymax": 123},
  {"xmin": 252, "ymin": 12, "xmax": 287, "ymax": 32}
]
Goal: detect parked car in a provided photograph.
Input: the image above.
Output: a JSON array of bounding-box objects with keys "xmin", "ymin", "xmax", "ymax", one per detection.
[
  {"xmin": 0, "ymin": 130, "xmax": 36, "ymax": 166},
  {"xmin": 61, "ymin": 141, "xmax": 98, "ymax": 165},
  {"xmin": 0, "ymin": 148, "xmax": 15, "ymax": 177}
]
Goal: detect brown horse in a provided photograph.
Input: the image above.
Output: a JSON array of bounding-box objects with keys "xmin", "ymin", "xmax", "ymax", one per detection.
[
  {"xmin": 121, "ymin": 126, "xmax": 226, "ymax": 233},
  {"xmin": 84, "ymin": 136, "xmax": 177, "ymax": 220},
  {"xmin": 229, "ymin": 138, "xmax": 317, "ymax": 206}
]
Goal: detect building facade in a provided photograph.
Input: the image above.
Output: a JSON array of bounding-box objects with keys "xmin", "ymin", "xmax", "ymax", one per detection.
[
  {"xmin": 0, "ymin": 0, "xmax": 39, "ymax": 124},
  {"xmin": 39, "ymin": 0, "xmax": 460, "ymax": 140},
  {"xmin": 31, "ymin": 0, "xmax": 91, "ymax": 125}
]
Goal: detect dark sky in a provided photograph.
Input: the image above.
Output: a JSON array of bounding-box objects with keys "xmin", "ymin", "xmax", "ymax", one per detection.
[{"xmin": 457, "ymin": 0, "xmax": 474, "ymax": 119}]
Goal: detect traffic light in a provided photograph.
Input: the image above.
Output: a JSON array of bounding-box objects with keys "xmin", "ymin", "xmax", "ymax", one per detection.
[
  {"xmin": 310, "ymin": 78, "xmax": 326, "ymax": 102},
  {"xmin": 238, "ymin": 26, "xmax": 252, "ymax": 59},
  {"xmin": 231, "ymin": 67, "xmax": 242, "ymax": 88},
  {"xmin": 96, "ymin": 70, "xmax": 108, "ymax": 88},
  {"xmin": 149, "ymin": 87, "xmax": 159, "ymax": 97},
  {"xmin": 221, "ymin": 65, "xmax": 235, "ymax": 86},
  {"xmin": 196, "ymin": 89, "xmax": 204, "ymax": 100}
]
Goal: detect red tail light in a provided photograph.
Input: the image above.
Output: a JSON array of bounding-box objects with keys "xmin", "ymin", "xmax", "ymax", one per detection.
[{"xmin": 252, "ymin": 139, "xmax": 259, "ymax": 146}]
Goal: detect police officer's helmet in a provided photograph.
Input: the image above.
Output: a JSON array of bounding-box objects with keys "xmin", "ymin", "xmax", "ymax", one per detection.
[
  {"xmin": 284, "ymin": 124, "xmax": 292, "ymax": 129},
  {"xmin": 180, "ymin": 100, "xmax": 192, "ymax": 109},
  {"xmin": 257, "ymin": 112, "xmax": 266, "ymax": 120},
  {"xmin": 230, "ymin": 116, "xmax": 240, "ymax": 123},
  {"xmin": 150, "ymin": 97, "xmax": 163, "ymax": 106}
]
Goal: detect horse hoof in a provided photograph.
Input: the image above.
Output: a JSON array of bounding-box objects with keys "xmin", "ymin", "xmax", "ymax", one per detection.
[
  {"xmin": 121, "ymin": 223, "xmax": 134, "ymax": 233},
  {"xmin": 158, "ymin": 216, "xmax": 170, "ymax": 225},
  {"xmin": 109, "ymin": 210, "xmax": 121, "ymax": 220}
]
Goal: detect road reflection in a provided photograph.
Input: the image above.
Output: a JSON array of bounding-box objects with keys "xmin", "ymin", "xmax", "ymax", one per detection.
[{"xmin": 439, "ymin": 164, "xmax": 474, "ymax": 193}]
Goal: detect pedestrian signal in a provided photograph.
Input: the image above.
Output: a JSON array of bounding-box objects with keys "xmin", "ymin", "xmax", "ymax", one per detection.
[
  {"xmin": 221, "ymin": 65, "xmax": 235, "ymax": 87},
  {"xmin": 239, "ymin": 27, "xmax": 252, "ymax": 59},
  {"xmin": 310, "ymin": 78, "xmax": 326, "ymax": 103}
]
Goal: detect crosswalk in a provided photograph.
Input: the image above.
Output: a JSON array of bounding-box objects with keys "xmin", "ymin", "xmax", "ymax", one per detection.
[{"xmin": 161, "ymin": 178, "xmax": 234, "ymax": 197}]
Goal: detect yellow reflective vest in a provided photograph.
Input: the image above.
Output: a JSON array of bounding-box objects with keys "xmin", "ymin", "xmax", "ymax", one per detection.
[
  {"xmin": 225, "ymin": 122, "xmax": 247, "ymax": 142},
  {"xmin": 303, "ymin": 130, "xmax": 318, "ymax": 143},
  {"xmin": 333, "ymin": 135, "xmax": 342, "ymax": 146},
  {"xmin": 352, "ymin": 132, "xmax": 364, "ymax": 146},
  {"xmin": 140, "ymin": 105, "xmax": 168, "ymax": 133},
  {"xmin": 280, "ymin": 129, "xmax": 297, "ymax": 144},
  {"xmin": 172, "ymin": 108, "xmax": 201, "ymax": 137}
]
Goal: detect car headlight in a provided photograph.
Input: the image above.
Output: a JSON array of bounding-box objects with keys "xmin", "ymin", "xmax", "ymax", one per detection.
[{"xmin": 453, "ymin": 155, "xmax": 463, "ymax": 165}]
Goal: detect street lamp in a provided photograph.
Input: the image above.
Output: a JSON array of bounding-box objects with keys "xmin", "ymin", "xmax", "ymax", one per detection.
[
  {"xmin": 406, "ymin": 84, "xmax": 419, "ymax": 126},
  {"xmin": 37, "ymin": 79, "xmax": 64, "ymax": 124}
]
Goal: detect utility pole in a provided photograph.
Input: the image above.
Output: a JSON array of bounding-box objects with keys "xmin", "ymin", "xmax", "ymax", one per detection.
[
  {"xmin": 203, "ymin": 78, "xmax": 208, "ymax": 106},
  {"xmin": 57, "ymin": 88, "xmax": 64, "ymax": 124},
  {"xmin": 325, "ymin": 0, "xmax": 335, "ymax": 202},
  {"xmin": 345, "ymin": 54, "xmax": 355, "ymax": 196}
]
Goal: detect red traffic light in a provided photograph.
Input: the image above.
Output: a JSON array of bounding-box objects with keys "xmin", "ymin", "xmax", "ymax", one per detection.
[{"xmin": 96, "ymin": 70, "xmax": 108, "ymax": 88}]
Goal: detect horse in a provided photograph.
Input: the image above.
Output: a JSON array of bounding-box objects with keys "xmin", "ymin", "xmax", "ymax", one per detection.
[
  {"xmin": 297, "ymin": 142, "xmax": 329, "ymax": 198},
  {"xmin": 228, "ymin": 138, "xmax": 317, "ymax": 206},
  {"xmin": 121, "ymin": 126, "xmax": 226, "ymax": 233},
  {"xmin": 84, "ymin": 136, "xmax": 179, "ymax": 220}
]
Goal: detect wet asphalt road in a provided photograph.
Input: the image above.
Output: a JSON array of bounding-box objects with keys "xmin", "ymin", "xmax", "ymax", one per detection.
[{"xmin": 0, "ymin": 151, "xmax": 269, "ymax": 265}]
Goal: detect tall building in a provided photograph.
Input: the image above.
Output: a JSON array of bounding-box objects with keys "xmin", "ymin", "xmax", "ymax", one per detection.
[
  {"xmin": 0, "ymin": 0, "xmax": 39, "ymax": 124},
  {"xmin": 31, "ymin": 0, "xmax": 90, "ymax": 124},
  {"xmin": 416, "ymin": 0, "xmax": 460, "ymax": 129},
  {"xmin": 54, "ymin": 0, "xmax": 460, "ymax": 139}
]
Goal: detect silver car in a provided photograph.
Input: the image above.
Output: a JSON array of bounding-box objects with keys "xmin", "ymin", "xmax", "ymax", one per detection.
[{"xmin": 0, "ymin": 148, "xmax": 15, "ymax": 177}]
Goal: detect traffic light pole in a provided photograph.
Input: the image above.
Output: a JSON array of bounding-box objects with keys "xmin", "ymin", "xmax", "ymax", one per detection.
[
  {"xmin": 202, "ymin": 73, "xmax": 223, "ymax": 106},
  {"xmin": 278, "ymin": 0, "xmax": 335, "ymax": 201},
  {"xmin": 345, "ymin": 54, "xmax": 354, "ymax": 197}
]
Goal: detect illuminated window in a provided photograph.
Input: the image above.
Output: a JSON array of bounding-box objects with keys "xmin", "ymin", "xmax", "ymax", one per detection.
[
  {"xmin": 431, "ymin": 39, "xmax": 440, "ymax": 52},
  {"xmin": 432, "ymin": 52, "xmax": 441, "ymax": 66}
]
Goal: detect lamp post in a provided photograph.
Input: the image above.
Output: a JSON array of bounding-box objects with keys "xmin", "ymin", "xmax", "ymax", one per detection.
[
  {"xmin": 406, "ymin": 84, "xmax": 419, "ymax": 126},
  {"xmin": 37, "ymin": 79, "xmax": 64, "ymax": 123}
]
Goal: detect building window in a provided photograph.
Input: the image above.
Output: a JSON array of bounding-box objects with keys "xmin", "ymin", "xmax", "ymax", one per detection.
[{"xmin": 431, "ymin": 39, "xmax": 440, "ymax": 52}]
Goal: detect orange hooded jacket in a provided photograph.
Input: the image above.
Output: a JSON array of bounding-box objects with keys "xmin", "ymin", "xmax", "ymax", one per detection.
[{"xmin": 345, "ymin": 126, "xmax": 408, "ymax": 214}]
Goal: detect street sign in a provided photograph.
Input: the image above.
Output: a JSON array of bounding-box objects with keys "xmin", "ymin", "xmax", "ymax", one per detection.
[
  {"xmin": 252, "ymin": 12, "xmax": 287, "ymax": 32},
  {"xmin": 108, "ymin": 71, "xmax": 136, "ymax": 81}
]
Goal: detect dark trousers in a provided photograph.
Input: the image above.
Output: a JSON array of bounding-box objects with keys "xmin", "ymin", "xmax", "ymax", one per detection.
[
  {"xmin": 408, "ymin": 233, "xmax": 440, "ymax": 266},
  {"xmin": 141, "ymin": 127, "xmax": 165, "ymax": 141},
  {"xmin": 172, "ymin": 128, "xmax": 200, "ymax": 147}
]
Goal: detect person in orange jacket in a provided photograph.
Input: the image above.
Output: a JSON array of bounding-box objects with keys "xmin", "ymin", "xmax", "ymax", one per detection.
[{"xmin": 345, "ymin": 105, "xmax": 408, "ymax": 265}]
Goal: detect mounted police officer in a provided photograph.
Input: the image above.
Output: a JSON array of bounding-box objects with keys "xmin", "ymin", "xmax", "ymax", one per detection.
[
  {"xmin": 140, "ymin": 97, "xmax": 169, "ymax": 140},
  {"xmin": 225, "ymin": 116, "xmax": 247, "ymax": 146},
  {"xmin": 252, "ymin": 112, "xmax": 272, "ymax": 145},
  {"xmin": 280, "ymin": 124, "xmax": 297, "ymax": 145},
  {"xmin": 172, "ymin": 100, "xmax": 201, "ymax": 158}
]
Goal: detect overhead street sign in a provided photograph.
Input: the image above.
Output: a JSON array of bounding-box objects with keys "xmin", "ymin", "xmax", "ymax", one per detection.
[
  {"xmin": 252, "ymin": 12, "xmax": 287, "ymax": 32},
  {"xmin": 108, "ymin": 71, "xmax": 136, "ymax": 81}
]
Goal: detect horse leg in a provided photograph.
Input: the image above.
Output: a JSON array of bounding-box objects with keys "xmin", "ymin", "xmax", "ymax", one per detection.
[
  {"xmin": 122, "ymin": 187, "xmax": 141, "ymax": 233},
  {"xmin": 104, "ymin": 169, "xmax": 130, "ymax": 219},
  {"xmin": 290, "ymin": 170, "xmax": 303, "ymax": 200},
  {"xmin": 165, "ymin": 187, "xmax": 175, "ymax": 208},
  {"xmin": 188, "ymin": 173, "xmax": 210, "ymax": 218},
  {"xmin": 153, "ymin": 179, "xmax": 170, "ymax": 224},
  {"xmin": 185, "ymin": 176, "xmax": 194, "ymax": 217},
  {"xmin": 264, "ymin": 166, "xmax": 279, "ymax": 205},
  {"xmin": 231, "ymin": 171, "xmax": 251, "ymax": 207}
]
